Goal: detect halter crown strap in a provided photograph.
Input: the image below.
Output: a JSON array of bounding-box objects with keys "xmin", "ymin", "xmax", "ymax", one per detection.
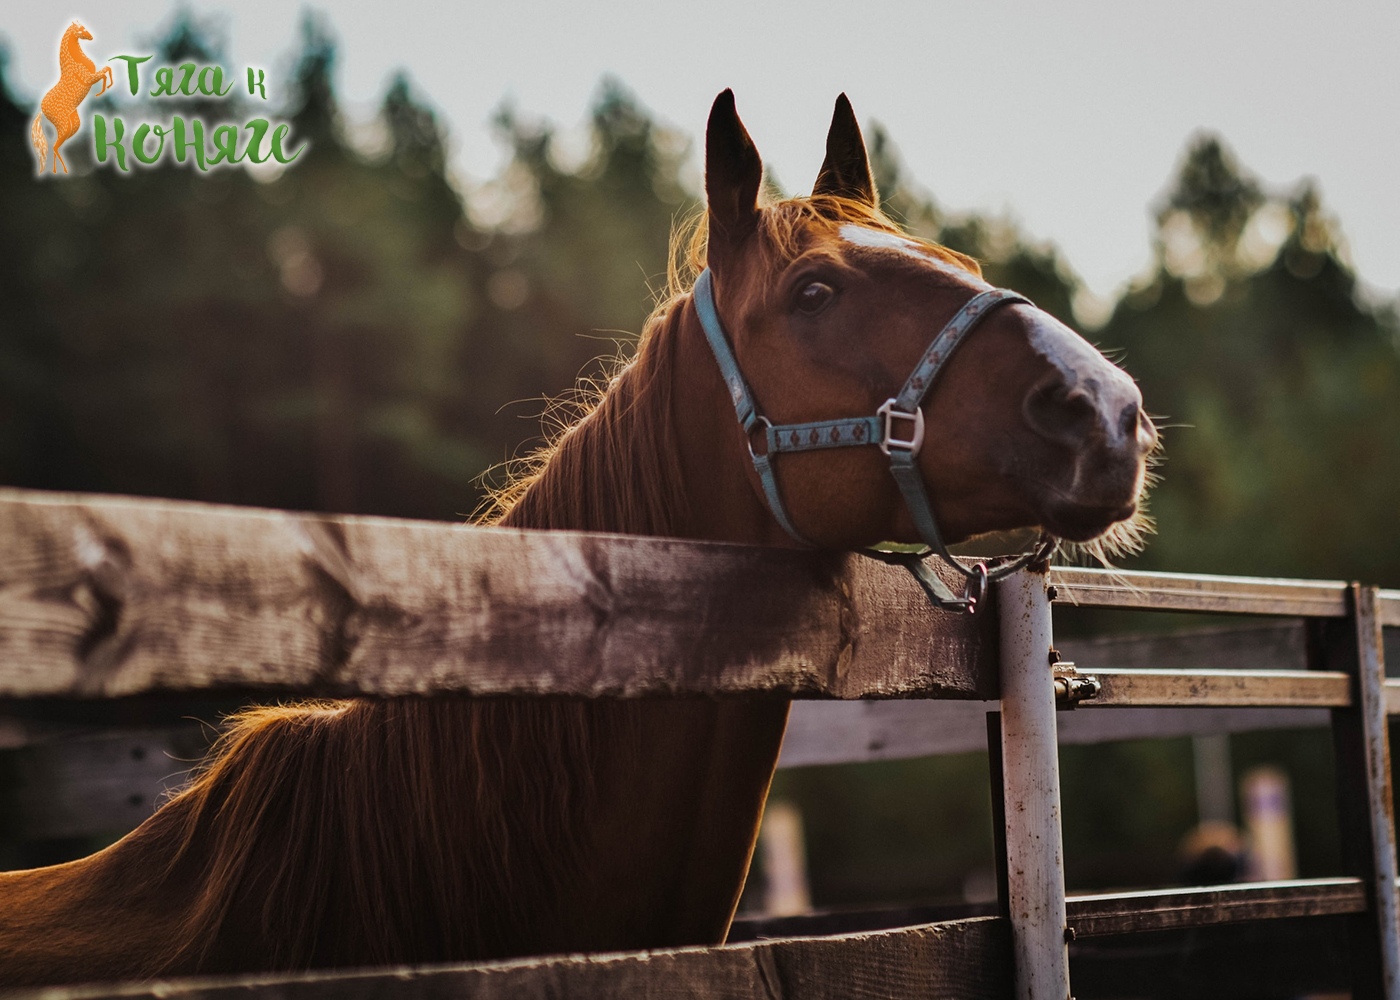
[
  {"xmin": 692, "ymin": 269, "xmax": 811, "ymax": 543},
  {"xmin": 692, "ymin": 267, "xmax": 1042, "ymax": 608}
]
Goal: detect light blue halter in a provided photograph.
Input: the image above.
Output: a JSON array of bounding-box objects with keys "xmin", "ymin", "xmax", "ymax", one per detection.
[{"xmin": 692, "ymin": 267, "xmax": 1054, "ymax": 612}]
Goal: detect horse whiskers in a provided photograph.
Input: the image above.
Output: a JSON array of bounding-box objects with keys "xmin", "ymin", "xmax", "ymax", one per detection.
[
  {"xmin": 1056, "ymin": 506, "xmax": 1154, "ymax": 568},
  {"xmin": 1055, "ymin": 444, "xmax": 1163, "ymax": 569}
]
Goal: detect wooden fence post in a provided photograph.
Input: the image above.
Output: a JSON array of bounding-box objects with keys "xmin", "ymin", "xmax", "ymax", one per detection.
[
  {"xmin": 1321, "ymin": 584, "xmax": 1400, "ymax": 1000},
  {"xmin": 997, "ymin": 568, "xmax": 1072, "ymax": 1000}
]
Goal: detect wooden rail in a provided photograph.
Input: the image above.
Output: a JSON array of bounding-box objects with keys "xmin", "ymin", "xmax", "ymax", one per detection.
[
  {"xmin": 1080, "ymin": 667, "xmax": 1353, "ymax": 707},
  {"xmin": 1065, "ymin": 878, "xmax": 1366, "ymax": 936},
  {"xmin": 1049, "ymin": 567, "xmax": 1352, "ymax": 617},
  {"xmin": 3, "ymin": 487, "xmax": 1399, "ymax": 999},
  {"xmin": 1380, "ymin": 590, "xmax": 1400, "ymax": 627},
  {"xmin": 2, "ymin": 918, "xmax": 1013, "ymax": 1000},
  {"xmin": 0, "ymin": 488, "xmax": 997, "ymax": 701},
  {"xmin": 2, "ymin": 537, "xmax": 1400, "ymax": 834}
]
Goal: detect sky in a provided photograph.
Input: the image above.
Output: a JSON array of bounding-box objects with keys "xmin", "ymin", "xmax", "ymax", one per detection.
[{"xmin": 5, "ymin": 1, "xmax": 1397, "ymax": 305}]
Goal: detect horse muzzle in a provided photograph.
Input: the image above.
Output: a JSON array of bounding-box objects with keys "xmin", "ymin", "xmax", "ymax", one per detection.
[{"xmin": 1018, "ymin": 351, "xmax": 1157, "ymax": 543}]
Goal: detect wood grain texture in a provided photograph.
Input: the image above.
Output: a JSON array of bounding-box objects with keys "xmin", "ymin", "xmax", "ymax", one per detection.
[
  {"xmin": 1066, "ymin": 878, "xmax": 1366, "ymax": 937},
  {"xmin": 1050, "ymin": 566, "xmax": 1350, "ymax": 617},
  {"xmin": 13, "ymin": 916, "xmax": 1011, "ymax": 1000},
  {"xmin": 0, "ymin": 488, "xmax": 998, "ymax": 701},
  {"xmin": 778, "ymin": 700, "xmax": 1333, "ymax": 767},
  {"xmin": 769, "ymin": 621, "xmax": 1339, "ymax": 766},
  {"xmin": 1082, "ymin": 667, "xmax": 1352, "ymax": 708},
  {"xmin": 0, "ymin": 725, "xmax": 206, "ymax": 840},
  {"xmin": 1320, "ymin": 589, "xmax": 1394, "ymax": 1000},
  {"xmin": 0, "ymin": 619, "xmax": 1348, "ymax": 847},
  {"xmin": 1380, "ymin": 590, "xmax": 1400, "ymax": 628}
]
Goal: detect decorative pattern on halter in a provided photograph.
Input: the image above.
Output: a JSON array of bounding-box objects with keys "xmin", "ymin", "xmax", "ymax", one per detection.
[{"xmin": 692, "ymin": 267, "xmax": 1052, "ymax": 610}]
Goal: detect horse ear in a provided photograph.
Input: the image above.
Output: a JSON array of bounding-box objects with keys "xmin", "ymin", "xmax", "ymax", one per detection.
[
  {"xmin": 813, "ymin": 94, "xmax": 877, "ymax": 205},
  {"xmin": 705, "ymin": 90, "xmax": 762, "ymax": 261}
]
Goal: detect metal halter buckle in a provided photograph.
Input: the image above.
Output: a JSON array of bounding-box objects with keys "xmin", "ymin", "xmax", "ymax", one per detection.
[{"xmin": 876, "ymin": 399, "xmax": 925, "ymax": 456}]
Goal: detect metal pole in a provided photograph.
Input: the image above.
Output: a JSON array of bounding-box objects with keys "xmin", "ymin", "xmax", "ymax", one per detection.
[{"xmin": 998, "ymin": 568, "xmax": 1071, "ymax": 1000}]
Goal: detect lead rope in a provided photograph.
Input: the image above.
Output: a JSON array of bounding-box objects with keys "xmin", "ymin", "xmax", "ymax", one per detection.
[{"xmin": 692, "ymin": 268, "xmax": 1055, "ymax": 613}]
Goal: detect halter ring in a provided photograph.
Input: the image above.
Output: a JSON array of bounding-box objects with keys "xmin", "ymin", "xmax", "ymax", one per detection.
[
  {"xmin": 877, "ymin": 399, "xmax": 925, "ymax": 457},
  {"xmin": 963, "ymin": 562, "xmax": 990, "ymax": 614},
  {"xmin": 746, "ymin": 415, "xmax": 774, "ymax": 460}
]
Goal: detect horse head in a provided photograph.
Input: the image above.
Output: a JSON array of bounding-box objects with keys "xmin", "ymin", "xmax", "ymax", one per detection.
[
  {"xmin": 69, "ymin": 21, "xmax": 94, "ymax": 42},
  {"xmin": 698, "ymin": 90, "xmax": 1156, "ymax": 557}
]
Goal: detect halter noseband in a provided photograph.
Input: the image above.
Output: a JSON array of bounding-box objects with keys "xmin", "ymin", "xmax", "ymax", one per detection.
[{"xmin": 692, "ymin": 267, "xmax": 1055, "ymax": 612}]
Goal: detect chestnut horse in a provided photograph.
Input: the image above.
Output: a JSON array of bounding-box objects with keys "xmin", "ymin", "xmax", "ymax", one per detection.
[{"xmin": 0, "ymin": 91, "xmax": 1154, "ymax": 986}]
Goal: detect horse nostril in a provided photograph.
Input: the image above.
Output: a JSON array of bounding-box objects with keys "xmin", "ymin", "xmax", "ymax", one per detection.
[
  {"xmin": 1136, "ymin": 409, "xmax": 1159, "ymax": 452},
  {"xmin": 1023, "ymin": 378, "xmax": 1098, "ymax": 446},
  {"xmin": 1119, "ymin": 402, "xmax": 1140, "ymax": 441},
  {"xmin": 1118, "ymin": 402, "xmax": 1159, "ymax": 454}
]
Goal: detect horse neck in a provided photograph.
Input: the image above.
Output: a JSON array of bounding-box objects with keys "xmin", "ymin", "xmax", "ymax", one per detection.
[
  {"xmin": 61, "ymin": 33, "xmax": 91, "ymax": 72},
  {"xmin": 498, "ymin": 293, "xmax": 784, "ymax": 547}
]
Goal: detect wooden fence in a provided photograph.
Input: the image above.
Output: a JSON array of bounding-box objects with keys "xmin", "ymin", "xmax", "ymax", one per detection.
[{"xmin": 2, "ymin": 486, "xmax": 1399, "ymax": 999}]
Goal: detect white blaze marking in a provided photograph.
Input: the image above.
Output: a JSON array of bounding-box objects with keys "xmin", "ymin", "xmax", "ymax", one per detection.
[
  {"xmin": 838, "ymin": 224, "xmax": 991, "ymax": 289},
  {"xmin": 838, "ymin": 223, "xmax": 929, "ymax": 259},
  {"xmin": 1028, "ymin": 311, "xmax": 1119, "ymax": 384}
]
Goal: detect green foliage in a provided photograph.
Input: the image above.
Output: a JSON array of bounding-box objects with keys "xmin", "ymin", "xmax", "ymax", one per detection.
[
  {"xmin": 1103, "ymin": 141, "xmax": 1400, "ymax": 584},
  {"xmin": 0, "ymin": 20, "xmax": 694, "ymax": 519}
]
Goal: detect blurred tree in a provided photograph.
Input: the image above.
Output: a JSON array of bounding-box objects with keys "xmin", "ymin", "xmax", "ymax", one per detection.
[
  {"xmin": 463, "ymin": 79, "xmax": 696, "ymax": 479},
  {"xmin": 1103, "ymin": 134, "xmax": 1400, "ymax": 586},
  {"xmin": 0, "ymin": 45, "xmax": 88, "ymax": 490}
]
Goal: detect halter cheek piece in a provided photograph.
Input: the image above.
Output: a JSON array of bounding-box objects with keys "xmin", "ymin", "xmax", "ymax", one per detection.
[{"xmin": 692, "ymin": 268, "xmax": 1055, "ymax": 613}]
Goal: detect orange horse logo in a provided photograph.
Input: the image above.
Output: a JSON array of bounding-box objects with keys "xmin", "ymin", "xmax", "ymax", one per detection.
[{"xmin": 31, "ymin": 20, "xmax": 113, "ymax": 175}]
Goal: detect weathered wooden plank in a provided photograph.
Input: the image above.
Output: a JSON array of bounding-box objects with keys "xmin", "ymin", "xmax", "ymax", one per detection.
[
  {"xmin": 11, "ymin": 916, "xmax": 1010, "ymax": 1000},
  {"xmin": 1380, "ymin": 590, "xmax": 1400, "ymax": 628},
  {"xmin": 0, "ymin": 488, "xmax": 998, "ymax": 701},
  {"xmin": 1320, "ymin": 587, "xmax": 1396, "ymax": 1000},
  {"xmin": 0, "ymin": 615, "xmax": 1338, "ymax": 843},
  {"xmin": 3, "ymin": 700, "xmax": 1336, "ymax": 844},
  {"xmin": 1059, "ymin": 621, "xmax": 1309, "ymax": 671},
  {"xmin": 733, "ymin": 904, "xmax": 1358, "ymax": 999},
  {"xmin": 737, "ymin": 906, "xmax": 1357, "ymax": 1000},
  {"xmin": 0, "ymin": 725, "xmax": 205, "ymax": 840},
  {"xmin": 1065, "ymin": 878, "xmax": 1365, "ymax": 937},
  {"xmin": 775, "ymin": 622, "xmax": 1334, "ymax": 766},
  {"xmin": 1050, "ymin": 566, "xmax": 1350, "ymax": 617},
  {"xmin": 1079, "ymin": 667, "xmax": 1352, "ymax": 708},
  {"xmin": 778, "ymin": 701, "xmax": 1331, "ymax": 767},
  {"xmin": 3, "ymin": 700, "xmax": 1336, "ymax": 845}
]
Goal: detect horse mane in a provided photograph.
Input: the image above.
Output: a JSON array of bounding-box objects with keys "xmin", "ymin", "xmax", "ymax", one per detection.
[
  {"xmin": 104, "ymin": 192, "xmax": 982, "ymax": 978},
  {"xmin": 475, "ymin": 294, "xmax": 693, "ymax": 537}
]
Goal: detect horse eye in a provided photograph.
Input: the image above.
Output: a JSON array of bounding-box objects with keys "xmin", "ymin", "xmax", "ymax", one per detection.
[{"xmin": 795, "ymin": 281, "xmax": 835, "ymax": 314}]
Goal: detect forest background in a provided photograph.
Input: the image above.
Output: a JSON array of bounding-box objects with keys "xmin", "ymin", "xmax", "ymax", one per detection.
[{"xmin": 2, "ymin": 16, "xmax": 1398, "ymax": 909}]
